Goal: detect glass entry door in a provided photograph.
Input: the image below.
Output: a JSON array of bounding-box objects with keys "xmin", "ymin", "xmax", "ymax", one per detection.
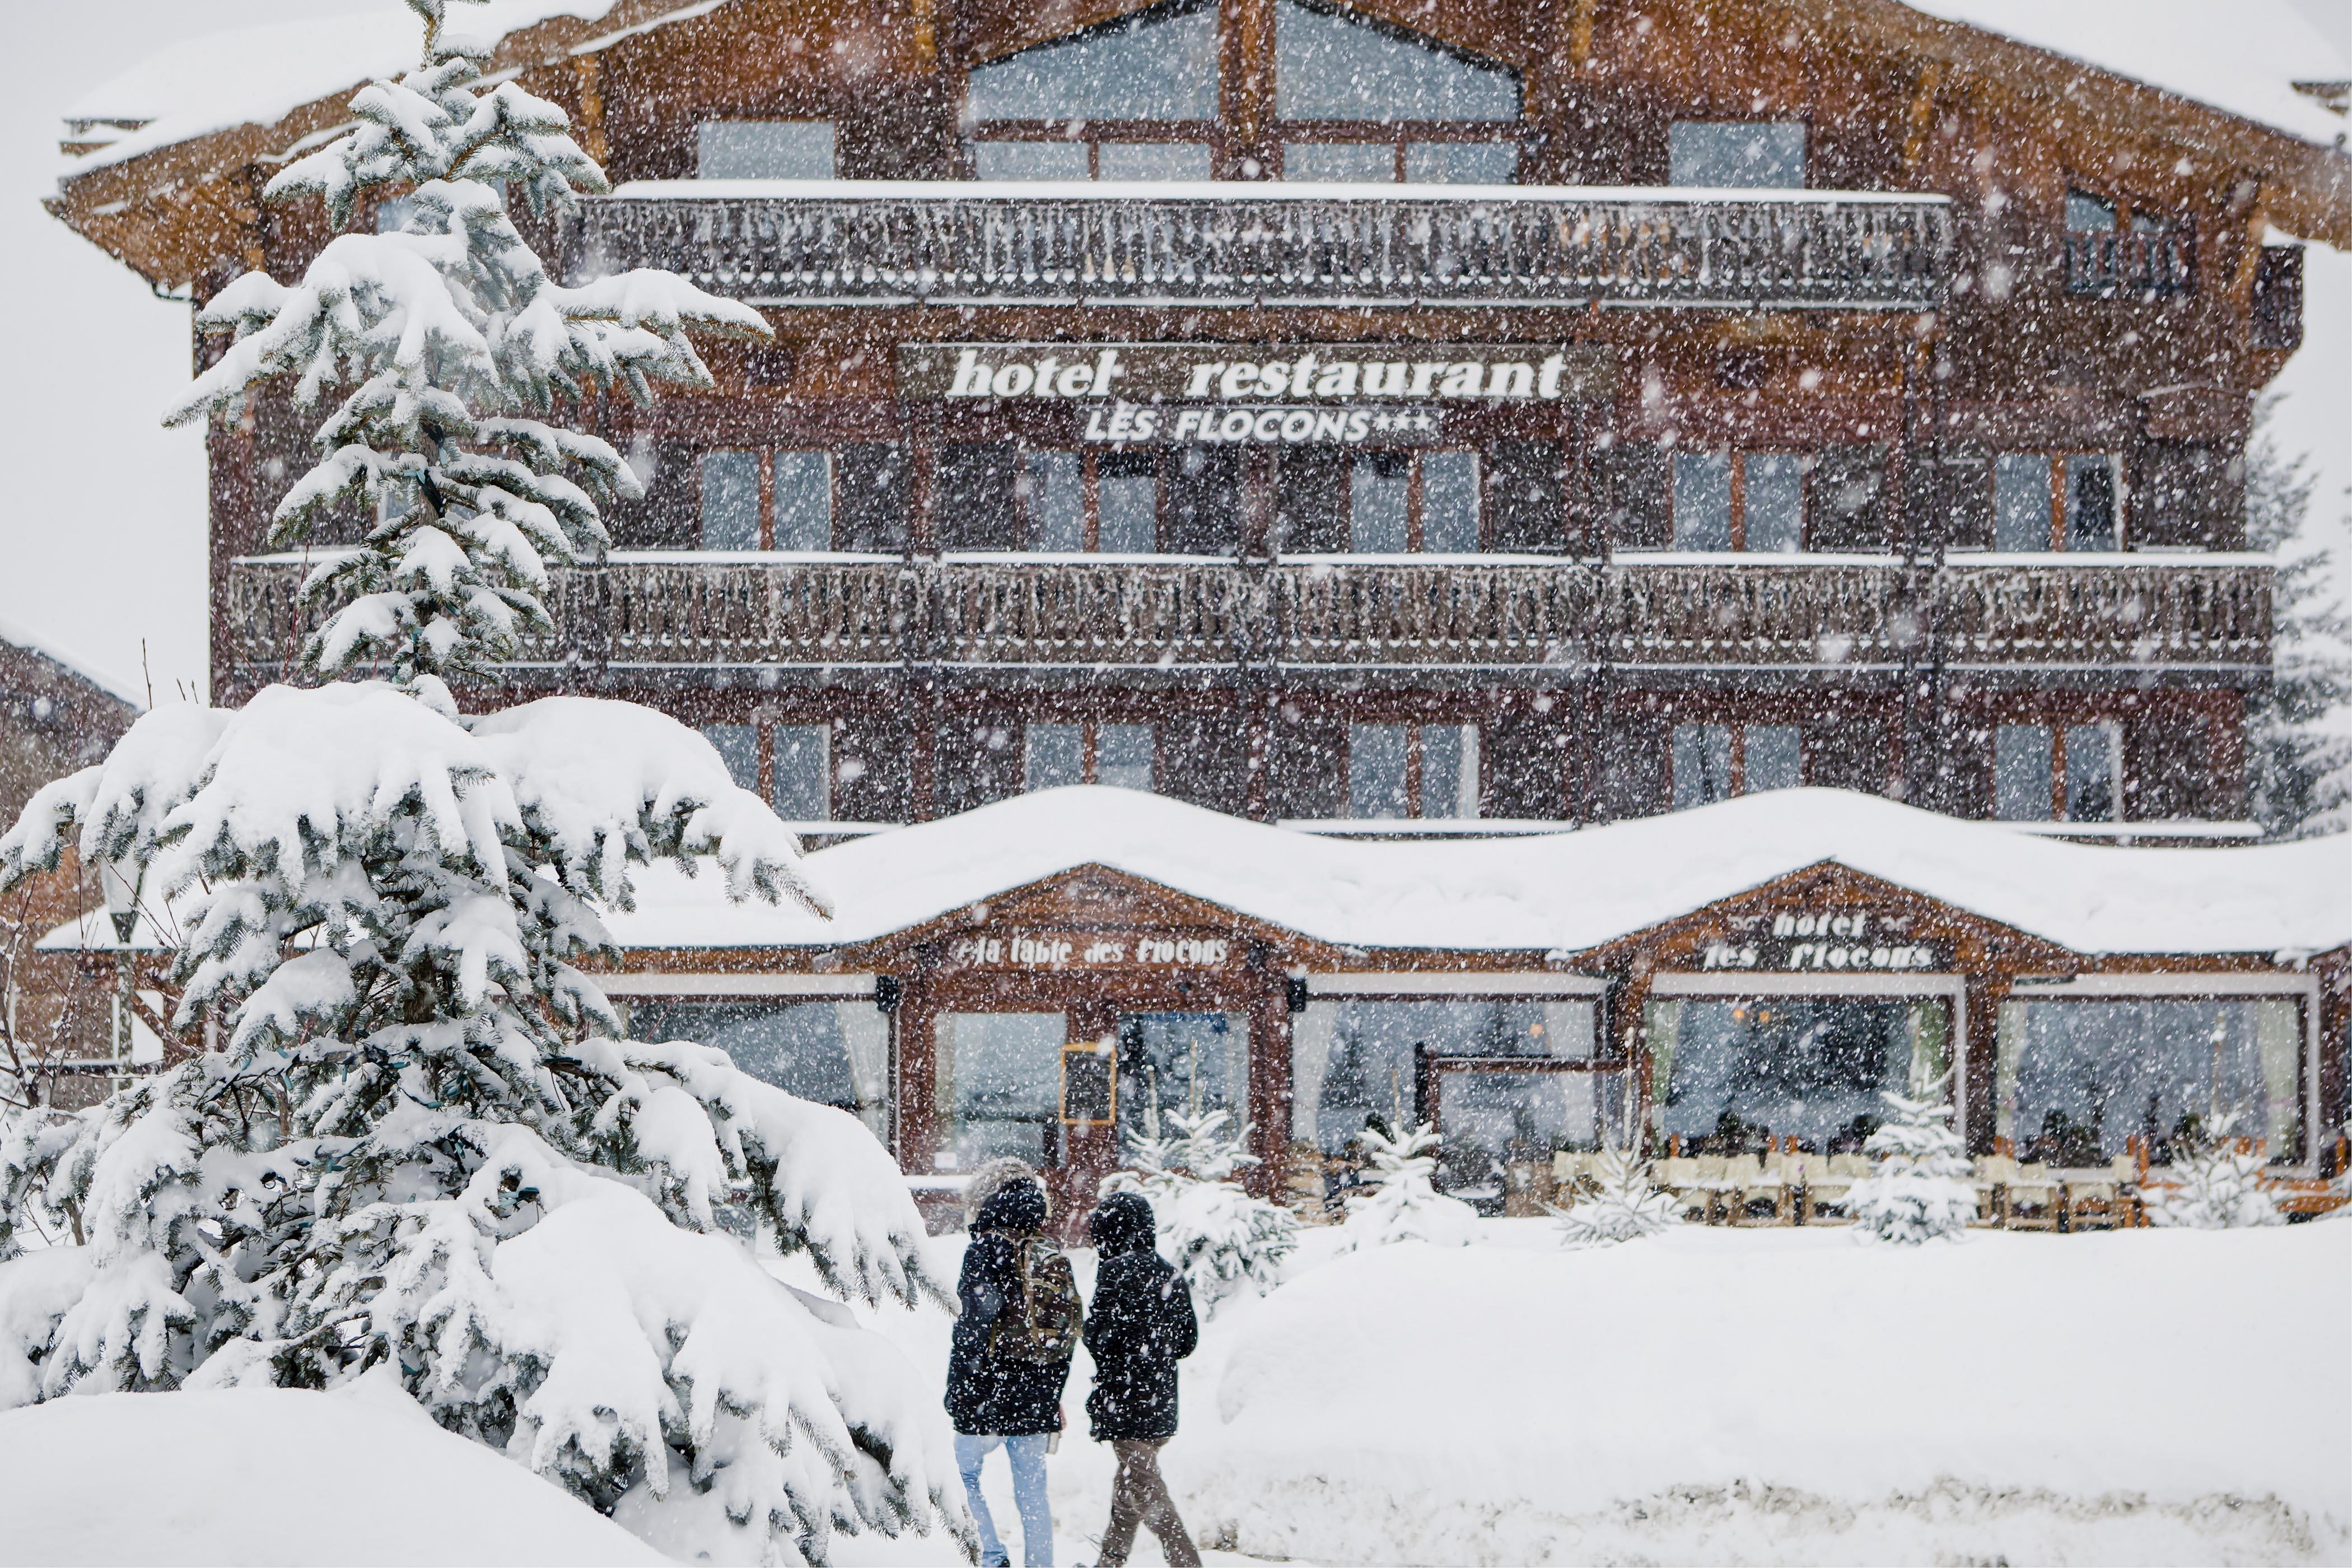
[{"xmin": 1116, "ymin": 1011, "xmax": 1249, "ymax": 1150}]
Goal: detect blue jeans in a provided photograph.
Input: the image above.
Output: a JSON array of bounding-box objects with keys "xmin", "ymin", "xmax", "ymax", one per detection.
[{"xmin": 955, "ymin": 1432, "xmax": 1053, "ymax": 1568}]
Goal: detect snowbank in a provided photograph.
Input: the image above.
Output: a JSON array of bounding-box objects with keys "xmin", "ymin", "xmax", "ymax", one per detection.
[
  {"xmin": 833, "ymin": 1221, "xmax": 2351, "ymax": 1567},
  {"xmin": 600, "ymin": 786, "xmax": 2350, "ymax": 959},
  {"xmin": 1189, "ymin": 1225, "xmax": 2351, "ymax": 1565},
  {"xmin": 0, "ymin": 1381, "xmax": 665, "ymax": 1567}
]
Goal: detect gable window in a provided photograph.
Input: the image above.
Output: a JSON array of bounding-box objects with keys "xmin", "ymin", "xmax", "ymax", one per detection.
[
  {"xmin": 1276, "ymin": 0, "xmax": 1520, "ymax": 184},
  {"xmin": 965, "ymin": 0, "xmax": 1217, "ymax": 181},
  {"xmin": 696, "ymin": 120, "xmax": 835, "ymax": 179},
  {"xmin": 1668, "ymin": 121, "xmax": 1806, "ymax": 188}
]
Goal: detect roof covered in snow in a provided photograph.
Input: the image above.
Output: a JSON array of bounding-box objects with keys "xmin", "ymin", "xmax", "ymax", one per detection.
[
  {"xmin": 605, "ymin": 788, "xmax": 2352, "ymax": 960},
  {"xmin": 0, "ymin": 614, "xmax": 146, "ymax": 711},
  {"xmin": 1901, "ymin": 0, "xmax": 2351, "ymax": 150},
  {"xmin": 59, "ymin": 0, "xmax": 2352, "ymax": 178}
]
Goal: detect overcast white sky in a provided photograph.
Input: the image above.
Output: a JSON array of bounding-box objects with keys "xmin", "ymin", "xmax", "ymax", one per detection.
[{"xmin": 0, "ymin": 0, "xmax": 2344, "ymax": 702}]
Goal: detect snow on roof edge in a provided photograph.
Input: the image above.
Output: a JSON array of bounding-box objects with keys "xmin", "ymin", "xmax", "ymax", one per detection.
[
  {"xmin": 0, "ymin": 613, "xmax": 147, "ymax": 711},
  {"xmin": 599, "ymin": 787, "xmax": 2352, "ymax": 962}
]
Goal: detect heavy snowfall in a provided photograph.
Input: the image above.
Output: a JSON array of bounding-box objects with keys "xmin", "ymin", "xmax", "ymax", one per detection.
[{"xmin": 0, "ymin": 0, "xmax": 2349, "ymax": 1565}]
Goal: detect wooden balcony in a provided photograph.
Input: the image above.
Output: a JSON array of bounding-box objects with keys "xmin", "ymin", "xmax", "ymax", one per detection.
[
  {"xmin": 562, "ymin": 182, "xmax": 1953, "ymax": 310},
  {"xmin": 221, "ymin": 557, "xmax": 2270, "ymax": 685}
]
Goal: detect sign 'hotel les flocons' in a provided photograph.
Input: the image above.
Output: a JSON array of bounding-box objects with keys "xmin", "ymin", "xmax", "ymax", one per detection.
[{"xmin": 898, "ymin": 343, "xmax": 1611, "ymax": 445}]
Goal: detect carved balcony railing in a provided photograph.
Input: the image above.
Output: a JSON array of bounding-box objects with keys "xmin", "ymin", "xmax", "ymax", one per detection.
[
  {"xmin": 562, "ymin": 183, "xmax": 1953, "ymax": 309},
  {"xmin": 2064, "ymin": 226, "xmax": 2196, "ymax": 298},
  {"xmin": 222, "ymin": 557, "xmax": 2271, "ymax": 683}
]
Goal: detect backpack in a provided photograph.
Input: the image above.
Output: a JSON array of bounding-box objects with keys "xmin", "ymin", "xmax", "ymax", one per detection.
[{"xmin": 988, "ymin": 1237, "xmax": 1082, "ymax": 1365}]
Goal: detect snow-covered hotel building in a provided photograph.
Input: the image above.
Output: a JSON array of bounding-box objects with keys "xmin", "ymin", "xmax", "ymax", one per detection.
[{"xmin": 48, "ymin": 0, "xmax": 2351, "ymax": 1211}]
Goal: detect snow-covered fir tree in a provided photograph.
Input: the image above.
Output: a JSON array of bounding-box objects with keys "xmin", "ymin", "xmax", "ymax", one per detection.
[
  {"xmin": 0, "ymin": 7, "xmax": 969, "ymax": 1564},
  {"xmin": 1336, "ymin": 1122, "xmax": 1478, "ymax": 1250},
  {"xmin": 2146, "ymin": 1119, "xmax": 2285, "ymax": 1229},
  {"xmin": 1844, "ymin": 1090, "xmax": 1975, "ymax": 1245},
  {"xmin": 162, "ymin": 0, "xmax": 767, "ymax": 701},
  {"xmin": 2242, "ymin": 403, "xmax": 2352, "ymax": 839},
  {"xmin": 1547, "ymin": 1145, "xmax": 1679, "ymax": 1249},
  {"xmin": 1103, "ymin": 1105, "xmax": 1296, "ymax": 1314}
]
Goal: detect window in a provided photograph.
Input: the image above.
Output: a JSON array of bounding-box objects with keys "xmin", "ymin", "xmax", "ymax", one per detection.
[
  {"xmin": 1420, "ymin": 723, "xmax": 1478, "ymax": 819},
  {"xmin": 965, "ymin": 1, "xmax": 1217, "ymax": 180},
  {"xmin": 772, "ymin": 724, "xmax": 830, "ymax": 821},
  {"xmin": 1991, "ymin": 454, "xmax": 2121, "ymax": 551},
  {"xmin": 1998, "ymin": 998, "xmax": 2303, "ymax": 1164},
  {"xmin": 1993, "ymin": 453, "xmax": 2051, "ymax": 551},
  {"xmin": 628, "ymin": 999, "xmax": 888, "ymax": 1137},
  {"xmin": 1668, "ymin": 121, "xmax": 1806, "ymax": 188},
  {"xmin": 2064, "ymin": 455, "xmax": 2118, "ymax": 551},
  {"xmin": 968, "ymin": 2, "xmax": 1217, "ymax": 121},
  {"xmin": 773, "ymin": 452, "xmax": 833, "ymax": 550},
  {"xmin": 2065, "ymin": 189, "xmax": 2118, "ymax": 233},
  {"xmin": 1097, "ymin": 454, "xmax": 1160, "ymax": 552},
  {"xmin": 934, "ymin": 1012, "xmax": 1066, "ymax": 1169},
  {"xmin": 1023, "ymin": 721, "xmax": 1157, "ymax": 792},
  {"xmin": 1348, "ymin": 724, "xmax": 1410, "ymax": 818},
  {"xmin": 700, "ymin": 451, "xmax": 760, "ymax": 549},
  {"xmin": 1276, "ymin": 0, "xmax": 1519, "ymax": 184},
  {"xmin": 1119, "ymin": 1012, "xmax": 1248, "ymax": 1138},
  {"xmin": 1276, "ymin": 0, "xmax": 1519, "ymax": 120},
  {"xmin": 1350, "ymin": 454, "xmax": 1411, "ymax": 550},
  {"xmin": 1344, "ymin": 722, "xmax": 1478, "ymax": 818},
  {"xmin": 1023, "ymin": 450, "xmax": 1085, "ymax": 550},
  {"xmin": 1745, "ymin": 725, "xmax": 1803, "ymax": 791},
  {"xmin": 1098, "ymin": 724, "xmax": 1155, "ymax": 791},
  {"xmin": 1672, "ymin": 452, "xmax": 1732, "ymax": 550},
  {"xmin": 1421, "ymin": 451, "xmax": 1480, "ymax": 551},
  {"xmin": 1292, "ymin": 998, "xmax": 1611, "ymax": 1171},
  {"xmin": 702, "ymin": 723, "xmax": 758, "ymax": 791},
  {"xmin": 1024, "ymin": 722, "xmax": 1084, "ymax": 791},
  {"xmin": 1743, "ymin": 455, "xmax": 1804, "ymax": 553},
  {"xmin": 697, "ymin": 121, "xmax": 836, "ymax": 179},
  {"xmin": 1648, "ymin": 997, "xmax": 1950, "ymax": 1153},
  {"xmin": 2064, "ymin": 722, "xmax": 2118, "ymax": 822},
  {"xmin": 1672, "ymin": 724, "xmax": 1734, "ymax": 809},
  {"xmin": 1994, "ymin": 724, "xmax": 2054, "ymax": 820}
]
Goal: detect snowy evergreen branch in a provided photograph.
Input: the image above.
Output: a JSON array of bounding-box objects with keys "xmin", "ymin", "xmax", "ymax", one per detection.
[{"xmin": 161, "ymin": 29, "xmax": 768, "ymax": 691}]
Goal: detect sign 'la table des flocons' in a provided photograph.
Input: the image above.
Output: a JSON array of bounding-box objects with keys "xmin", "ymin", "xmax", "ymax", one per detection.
[{"xmin": 897, "ymin": 343, "xmax": 1612, "ymax": 445}]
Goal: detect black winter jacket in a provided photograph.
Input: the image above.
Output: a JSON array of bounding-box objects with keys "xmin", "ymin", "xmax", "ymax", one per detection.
[
  {"xmin": 946, "ymin": 1181, "xmax": 1073, "ymax": 1436},
  {"xmin": 1082, "ymin": 1193, "xmax": 1198, "ymax": 1442}
]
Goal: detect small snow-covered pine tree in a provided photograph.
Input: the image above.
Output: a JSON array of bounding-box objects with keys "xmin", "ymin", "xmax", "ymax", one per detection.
[
  {"xmin": 1844, "ymin": 1090, "xmax": 1975, "ymax": 1245},
  {"xmin": 1336, "ymin": 1122, "xmax": 1479, "ymax": 1250},
  {"xmin": 1547, "ymin": 1145, "xmax": 1679, "ymax": 1249},
  {"xmin": 1103, "ymin": 1107, "xmax": 1295, "ymax": 1314},
  {"xmin": 0, "ymin": 7, "xmax": 968, "ymax": 1564},
  {"xmin": 2147, "ymin": 1122, "xmax": 2285, "ymax": 1229},
  {"xmin": 2242, "ymin": 403, "xmax": 2352, "ymax": 839}
]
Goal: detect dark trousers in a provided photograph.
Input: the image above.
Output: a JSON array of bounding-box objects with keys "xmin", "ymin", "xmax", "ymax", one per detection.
[{"xmin": 1095, "ymin": 1439, "xmax": 1200, "ymax": 1568}]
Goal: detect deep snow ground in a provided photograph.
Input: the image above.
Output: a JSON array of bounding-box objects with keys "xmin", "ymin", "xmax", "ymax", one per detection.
[{"xmin": 832, "ymin": 1217, "xmax": 2352, "ymax": 1568}]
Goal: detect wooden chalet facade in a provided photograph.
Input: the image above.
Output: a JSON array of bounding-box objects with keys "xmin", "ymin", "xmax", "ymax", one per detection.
[
  {"xmin": 49, "ymin": 0, "xmax": 2350, "ymax": 838},
  {"xmin": 40, "ymin": 1, "xmax": 2351, "ymax": 1210}
]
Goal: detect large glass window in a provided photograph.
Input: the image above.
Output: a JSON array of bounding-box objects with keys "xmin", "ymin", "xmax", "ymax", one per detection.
[
  {"xmin": 1671, "ymin": 724, "xmax": 1734, "ymax": 809},
  {"xmin": 1023, "ymin": 450, "xmax": 1085, "ymax": 551},
  {"xmin": 1275, "ymin": 0, "xmax": 1519, "ymax": 121},
  {"xmin": 1996, "ymin": 998, "xmax": 2303, "ymax": 1164},
  {"xmin": 1668, "ymin": 121, "xmax": 1806, "ymax": 188},
  {"xmin": 1098, "ymin": 455, "xmax": 1160, "ymax": 552},
  {"xmin": 696, "ymin": 120, "xmax": 836, "ymax": 179},
  {"xmin": 774, "ymin": 451, "xmax": 833, "ymax": 550},
  {"xmin": 1995, "ymin": 724, "xmax": 2054, "ymax": 820},
  {"xmin": 1672, "ymin": 452, "xmax": 1733, "ymax": 549},
  {"xmin": 1350, "ymin": 453, "xmax": 1411, "ymax": 550},
  {"xmin": 935, "ymin": 1012, "xmax": 1066, "ymax": 1170},
  {"xmin": 1647, "ymin": 996, "xmax": 1951, "ymax": 1153},
  {"xmin": 1118, "ymin": 1012, "xmax": 1248, "ymax": 1141},
  {"xmin": 1744, "ymin": 455, "xmax": 1804, "ymax": 553},
  {"xmin": 772, "ymin": 724, "xmax": 830, "ymax": 822},
  {"xmin": 1420, "ymin": 723, "xmax": 1477, "ymax": 819},
  {"xmin": 969, "ymin": 2, "xmax": 1217, "ymax": 120},
  {"xmin": 1292, "ymin": 998, "xmax": 1601, "ymax": 1154},
  {"xmin": 1994, "ymin": 453, "xmax": 2052, "ymax": 551},
  {"xmin": 700, "ymin": 451, "xmax": 760, "ymax": 549},
  {"xmin": 1348, "ymin": 723, "xmax": 1410, "ymax": 818},
  {"xmin": 628, "ymin": 999, "xmax": 888, "ymax": 1138},
  {"xmin": 1421, "ymin": 451, "xmax": 1480, "ymax": 551},
  {"xmin": 2064, "ymin": 722, "xmax": 2119, "ymax": 822}
]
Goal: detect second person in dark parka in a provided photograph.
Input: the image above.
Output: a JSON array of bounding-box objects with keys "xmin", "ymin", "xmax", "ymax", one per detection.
[{"xmin": 1080, "ymin": 1191, "xmax": 1202, "ymax": 1568}]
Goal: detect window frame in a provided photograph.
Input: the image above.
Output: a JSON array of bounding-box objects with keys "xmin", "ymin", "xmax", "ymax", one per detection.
[
  {"xmin": 1669, "ymin": 720, "xmax": 1807, "ymax": 806},
  {"xmin": 694, "ymin": 445, "xmax": 839, "ymax": 552},
  {"xmin": 1019, "ymin": 718, "xmax": 1159, "ymax": 793},
  {"xmin": 1342, "ymin": 720, "xmax": 1481, "ymax": 819}
]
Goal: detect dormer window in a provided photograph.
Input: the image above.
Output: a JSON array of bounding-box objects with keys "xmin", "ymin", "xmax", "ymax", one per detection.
[
  {"xmin": 1668, "ymin": 122, "xmax": 1806, "ymax": 188},
  {"xmin": 964, "ymin": 0, "xmax": 1217, "ymax": 181},
  {"xmin": 1276, "ymin": 0, "xmax": 1520, "ymax": 184}
]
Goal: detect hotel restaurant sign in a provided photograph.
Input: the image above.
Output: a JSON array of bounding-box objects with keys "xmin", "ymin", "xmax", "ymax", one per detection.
[{"xmin": 897, "ymin": 342, "xmax": 1612, "ymax": 445}]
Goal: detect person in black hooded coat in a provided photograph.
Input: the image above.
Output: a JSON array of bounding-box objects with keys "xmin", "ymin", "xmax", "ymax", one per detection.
[
  {"xmin": 1079, "ymin": 1192, "xmax": 1201, "ymax": 1568},
  {"xmin": 948, "ymin": 1177, "xmax": 1070, "ymax": 1568}
]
